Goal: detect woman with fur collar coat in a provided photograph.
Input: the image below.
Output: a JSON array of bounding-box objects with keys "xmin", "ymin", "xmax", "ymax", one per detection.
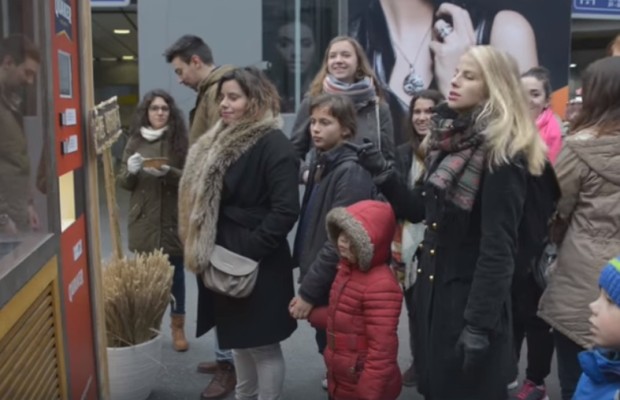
[{"xmin": 178, "ymin": 67, "xmax": 300, "ymax": 400}]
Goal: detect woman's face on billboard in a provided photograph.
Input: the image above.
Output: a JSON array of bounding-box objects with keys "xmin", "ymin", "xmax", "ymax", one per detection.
[{"xmin": 276, "ymin": 22, "xmax": 316, "ymax": 75}]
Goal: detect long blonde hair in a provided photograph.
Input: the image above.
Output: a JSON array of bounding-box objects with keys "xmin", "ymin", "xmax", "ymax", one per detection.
[
  {"xmin": 308, "ymin": 35, "xmax": 382, "ymax": 98},
  {"xmin": 467, "ymin": 46, "xmax": 546, "ymax": 175}
]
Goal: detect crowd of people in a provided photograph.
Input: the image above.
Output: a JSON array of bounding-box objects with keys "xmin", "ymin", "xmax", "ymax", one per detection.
[{"xmin": 116, "ymin": 31, "xmax": 620, "ymax": 400}]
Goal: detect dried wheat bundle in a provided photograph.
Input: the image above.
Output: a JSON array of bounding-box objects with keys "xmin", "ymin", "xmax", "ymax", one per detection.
[{"xmin": 103, "ymin": 249, "xmax": 173, "ymax": 347}]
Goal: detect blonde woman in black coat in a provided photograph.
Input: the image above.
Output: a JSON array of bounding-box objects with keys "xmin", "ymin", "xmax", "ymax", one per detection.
[{"xmin": 348, "ymin": 46, "xmax": 547, "ymax": 399}]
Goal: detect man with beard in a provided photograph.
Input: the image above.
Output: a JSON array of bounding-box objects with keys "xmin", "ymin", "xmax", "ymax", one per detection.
[{"xmin": 0, "ymin": 34, "xmax": 41, "ymax": 242}]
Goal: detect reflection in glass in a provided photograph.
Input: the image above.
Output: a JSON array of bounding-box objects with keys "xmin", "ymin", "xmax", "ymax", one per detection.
[
  {"xmin": 263, "ymin": 1, "xmax": 336, "ymax": 113},
  {"xmin": 0, "ymin": 31, "xmax": 47, "ymax": 259}
]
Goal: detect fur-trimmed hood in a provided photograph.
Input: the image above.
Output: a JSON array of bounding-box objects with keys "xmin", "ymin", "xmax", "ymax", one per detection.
[
  {"xmin": 326, "ymin": 200, "xmax": 396, "ymax": 271},
  {"xmin": 178, "ymin": 113, "xmax": 283, "ymax": 273}
]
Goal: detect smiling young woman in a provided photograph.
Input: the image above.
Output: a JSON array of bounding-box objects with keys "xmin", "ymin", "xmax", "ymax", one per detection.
[{"xmin": 290, "ymin": 35, "xmax": 396, "ymax": 182}]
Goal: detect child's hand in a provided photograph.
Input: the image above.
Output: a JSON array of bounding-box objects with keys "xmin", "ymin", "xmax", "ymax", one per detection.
[{"xmin": 289, "ymin": 296, "xmax": 314, "ymax": 319}]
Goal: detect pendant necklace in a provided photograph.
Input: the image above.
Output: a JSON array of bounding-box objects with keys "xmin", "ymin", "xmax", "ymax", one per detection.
[{"xmin": 391, "ymin": 27, "xmax": 432, "ymax": 96}]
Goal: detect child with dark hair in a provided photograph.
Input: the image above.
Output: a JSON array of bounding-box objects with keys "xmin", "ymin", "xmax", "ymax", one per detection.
[
  {"xmin": 288, "ymin": 93, "xmax": 376, "ymax": 389},
  {"xmin": 573, "ymin": 256, "xmax": 620, "ymax": 399}
]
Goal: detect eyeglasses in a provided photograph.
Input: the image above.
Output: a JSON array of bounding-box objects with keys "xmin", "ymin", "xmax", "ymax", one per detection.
[{"xmin": 149, "ymin": 105, "xmax": 170, "ymax": 112}]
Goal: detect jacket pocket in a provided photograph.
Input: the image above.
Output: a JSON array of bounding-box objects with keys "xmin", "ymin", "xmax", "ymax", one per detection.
[{"xmin": 128, "ymin": 202, "xmax": 143, "ymax": 223}]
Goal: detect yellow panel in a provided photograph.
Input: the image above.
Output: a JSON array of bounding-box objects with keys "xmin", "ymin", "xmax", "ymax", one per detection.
[
  {"xmin": 0, "ymin": 257, "xmax": 67, "ymax": 399},
  {"xmin": 0, "ymin": 258, "xmax": 58, "ymax": 338},
  {"xmin": 59, "ymin": 171, "xmax": 76, "ymax": 231}
]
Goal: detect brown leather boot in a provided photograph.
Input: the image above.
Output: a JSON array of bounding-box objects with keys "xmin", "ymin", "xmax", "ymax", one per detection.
[
  {"xmin": 196, "ymin": 360, "xmax": 219, "ymax": 374},
  {"xmin": 200, "ymin": 361, "xmax": 236, "ymax": 399},
  {"xmin": 170, "ymin": 314, "xmax": 189, "ymax": 352}
]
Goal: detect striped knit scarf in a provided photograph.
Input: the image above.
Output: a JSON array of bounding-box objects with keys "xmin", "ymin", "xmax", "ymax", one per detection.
[
  {"xmin": 322, "ymin": 75, "xmax": 376, "ymax": 109},
  {"xmin": 427, "ymin": 104, "xmax": 487, "ymax": 211}
]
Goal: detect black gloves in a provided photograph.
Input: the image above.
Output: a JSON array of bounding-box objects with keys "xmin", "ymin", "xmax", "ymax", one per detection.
[
  {"xmin": 344, "ymin": 139, "xmax": 390, "ymax": 177},
  {"xmin": 456, "ymin": 325, "xmax": 490, "ymax": 373}
]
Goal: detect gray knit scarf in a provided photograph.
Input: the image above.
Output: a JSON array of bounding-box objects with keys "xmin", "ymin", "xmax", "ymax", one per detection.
[{"xmin": 322, "ymin": 75, "xmax": 376, "ymax": 109}]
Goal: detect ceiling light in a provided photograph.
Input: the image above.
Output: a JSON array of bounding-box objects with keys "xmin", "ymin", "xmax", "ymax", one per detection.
[
  {"xmin": 122, "ymin": 55, "xmax": 135, "ymax": 61},
  {"xmin": 570, "ymin": 63, "xmax": 577, "ymax": 68},
  {"xmin": 114, "ymin": 29, "xmax": 131, "ymax": 35},
  {"xmin": 97, "ymin": 57, "xmax": 117, "ymax": 62}
]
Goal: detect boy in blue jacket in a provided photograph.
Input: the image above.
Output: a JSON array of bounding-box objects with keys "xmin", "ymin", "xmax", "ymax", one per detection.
[{"xmin": 574, "ymin": 256, "xmax": 620, "ymax": 399}]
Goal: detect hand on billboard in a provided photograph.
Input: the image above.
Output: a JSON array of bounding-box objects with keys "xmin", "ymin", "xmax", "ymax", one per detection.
[{"xmin": 430, "ymin": 3, "xmax": 476, "ymax": 97}]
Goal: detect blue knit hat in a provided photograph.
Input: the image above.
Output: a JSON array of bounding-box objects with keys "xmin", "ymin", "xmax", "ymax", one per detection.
[{"xmin": 599, "ymin": 256, "xmax": 620, "ymax": 307}]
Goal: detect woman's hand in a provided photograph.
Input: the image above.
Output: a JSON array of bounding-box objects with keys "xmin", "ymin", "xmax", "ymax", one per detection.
[
  {"xmin": 429, "ymin": 2, "xmax": 476, "ymax": 96},
  {"xmin": 28, "ymin": 204, "xmax": 40, "ymax": 231},
  {"xmin": 143, "ymin": 165, "xmax": 170, "ymax": 177},
  {"xmin": 289, "ymin": 296, "xmax": 314, "ymax": 320},
  {"xmin": 127, "ymin": 153, "xmax": 143, "ymax": 175}
]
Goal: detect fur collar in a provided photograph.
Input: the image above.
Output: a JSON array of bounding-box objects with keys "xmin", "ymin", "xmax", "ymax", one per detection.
[{"xmin": 178, "ymin": 114, "xmax": 283, "ymax": 273}]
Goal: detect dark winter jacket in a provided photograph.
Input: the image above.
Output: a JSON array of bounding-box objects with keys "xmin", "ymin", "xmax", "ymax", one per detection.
[
  {"xmin": 309, "ymin": 200, "xmax": 402, "ymax": 400},
  {"xmin": 294, "ymin": 144, "xmax": 376, "ymax": 306},
  {"xmin": 117, "ymin": 131, "xmax": 184, "ymax": 256},
  {"xmin": 394, "ymin": 143, "xmax": 414, "ymax": 179},
  {"xmin": 376, "ymin": 124, "xmax": 527, "ymax": 398},
  {"xmin": 178, "ymin": 114, "xmax": 299, "ymax": 349},
  {"xmin": 290, "ymin": 96, "xmax": 395, "ymax": 164},
  {"xmin": 574, "ymin": 349, "xmax": 620, "ymax": 400}
]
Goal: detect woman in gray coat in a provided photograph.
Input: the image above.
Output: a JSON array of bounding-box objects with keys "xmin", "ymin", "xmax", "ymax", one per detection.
[
  {"xmin": 538, "ymin": 56, "xmax": 620, "ymax": 400},
  {"xmin": 290, "ymin": 35, "xmax": 395, "ymax": 181}
]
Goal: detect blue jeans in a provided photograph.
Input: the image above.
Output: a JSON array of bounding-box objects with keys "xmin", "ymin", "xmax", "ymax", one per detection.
[{"xmin": 169, "ymin": 255, "xmax": 185, "ymax": 315}]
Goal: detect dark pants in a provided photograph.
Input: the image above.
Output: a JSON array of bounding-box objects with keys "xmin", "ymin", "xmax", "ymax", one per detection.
[
  {"xmin": 511, "ymin": 273, "xmax": 554, "ymax": 384},
  {"xmin": 316, "ymin": 328, "xmax": 327, "ymax": 355},
  {"xmin": 405, "ymin": 286, "xmax": 416, "ymax": 360},
  {"xmin": 554, "ymin": 330, "xmax": 584, "ymax": 400},
  {"xmin": 169, "ymin": 255, "xmax": 185, "ymax": 315}
]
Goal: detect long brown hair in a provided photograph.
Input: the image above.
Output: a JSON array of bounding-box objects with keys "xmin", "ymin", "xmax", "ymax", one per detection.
[
  {"xmin": 127, "ymin": 89, "xmax": 188, "ymax": 166},
  {"xmin": 571, "ymin": 57, "xmax": 620, "ymax": 137},
  {"xmin": 406, "ymin": 89, "xmax": 444, "ymax": 162},
  {"xmin": 308, "ymin": 35, "xmax": 382, "ymax": 98},
  {"xmin": 217, "ymin": 67, "xmax": 280, "ymax": 123}
]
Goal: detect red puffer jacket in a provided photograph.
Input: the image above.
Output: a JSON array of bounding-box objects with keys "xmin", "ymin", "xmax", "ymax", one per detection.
[{"xmin": 310, "ymin": 200, "xmax": 403, "ymax": 400}]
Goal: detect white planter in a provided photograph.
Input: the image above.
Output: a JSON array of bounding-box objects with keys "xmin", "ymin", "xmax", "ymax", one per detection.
[{"xmin": 107, "ymin": 334, "xmax": 163, "ymax": 400}]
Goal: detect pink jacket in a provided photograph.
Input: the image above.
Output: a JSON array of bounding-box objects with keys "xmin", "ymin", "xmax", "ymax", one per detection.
[{"xmin": 537, "ymin": 108, "xmax": 563, "ymax": 164}]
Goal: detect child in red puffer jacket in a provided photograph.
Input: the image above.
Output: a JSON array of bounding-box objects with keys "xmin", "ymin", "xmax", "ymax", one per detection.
[{"xmin": 309, "ymin": 200, "xmax": 403, "ymax": 400}]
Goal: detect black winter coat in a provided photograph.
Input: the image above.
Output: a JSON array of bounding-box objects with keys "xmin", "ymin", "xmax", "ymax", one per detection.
[
  {"xmin": 293, "ymin": 145, "xmax": 376, "ymax": 306},
  {"xmin": 180, "ymin": 116, "xmax": 300, "ymax": 349},
  {"xmin": 378, "ymin": 156, "xmax": 527, "ymax": 399}
]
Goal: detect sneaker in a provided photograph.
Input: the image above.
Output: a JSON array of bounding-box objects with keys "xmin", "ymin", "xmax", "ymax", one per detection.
[
  {"xmin": 402, "ymin": 363, "xmax": 418, "ymax": 387},
  {"xmin": 507, "ymin": 378, "xmax": 519, "ymax": 390},
  {"xmin": 509, "ymin": 379, "xmax": 549, "ymax": 400}
]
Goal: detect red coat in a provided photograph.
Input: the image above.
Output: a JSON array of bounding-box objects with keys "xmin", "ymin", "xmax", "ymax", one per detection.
[{"xmin": 310, "ymin": 200, "xmax": 403, "ymax": 400}]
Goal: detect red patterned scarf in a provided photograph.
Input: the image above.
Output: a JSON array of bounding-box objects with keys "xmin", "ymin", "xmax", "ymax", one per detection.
[{"xmin": 427, "ymin": 104, "xmax": 487, "ymax": 211}]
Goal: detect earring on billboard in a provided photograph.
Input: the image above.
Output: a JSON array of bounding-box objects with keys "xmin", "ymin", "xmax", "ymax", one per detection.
[{"xmin": 391, "ymin": 27, "xmax": 432, "ymax": 96}]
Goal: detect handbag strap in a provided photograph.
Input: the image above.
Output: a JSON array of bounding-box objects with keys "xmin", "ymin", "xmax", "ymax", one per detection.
[{"xmin": 374, "ymin": 97, "xmax": 382, "ymax": 152}]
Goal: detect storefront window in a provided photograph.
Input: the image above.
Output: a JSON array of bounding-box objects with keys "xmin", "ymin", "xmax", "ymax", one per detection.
[
  {"xmin": 262, "ymin": 0, "xmax": 338, "ymax": 113},
  {"xmin": 0, "ymin": 0, "xmax": 53, "ymax": 262}
]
